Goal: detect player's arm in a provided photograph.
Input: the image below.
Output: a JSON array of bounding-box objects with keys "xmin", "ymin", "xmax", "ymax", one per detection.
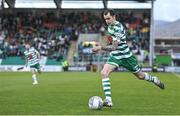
[
  {"xmin": 17, "ymin": 53, "xmax": 27, "ymax": 71},
  {"xmin": 25, "ymin": 55, "xmax": 28, "ymax": 67},
  {"xmin": 92, "ymin": 40, "xmax": 119, "ymax": 52},
  {"xmin": 34, "ymin": 49, "xmax": 42, "ymax": 73},
  {"xmin": 35, "ymin": 49, "xmax": 40, "ymax": 60},
  {"xmin": 101, "ymin": 40, "xmax": 119, "ymax": 51}
]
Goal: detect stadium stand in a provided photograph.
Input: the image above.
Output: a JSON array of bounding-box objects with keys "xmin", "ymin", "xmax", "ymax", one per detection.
[{"xmin": 0, "ymin": 10, "xmax": 150, "ymax": 66}]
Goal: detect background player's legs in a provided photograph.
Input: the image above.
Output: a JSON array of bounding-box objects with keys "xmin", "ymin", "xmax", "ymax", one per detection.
[
  {"xmin": 134, "ymin": 71, "xmax": 165, "ymax": 89},
  {"xmin": 101, "ymin": 63, "xmax": 116, "ymax": 106},
  {"xmin": 37, "ymin": 68, "xmax": 41, "ymax": 74},
  {"xmin": 31, "ymin": 69, "xmax": 38, "ymax": 85}
]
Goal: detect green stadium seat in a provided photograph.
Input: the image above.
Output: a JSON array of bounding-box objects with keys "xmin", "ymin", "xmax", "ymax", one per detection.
[
  {"xmin": 1, "ymin": 57, "xmax": 25, "ymax": 65},
  {"xmin": 155, "ymin": 55, "xmax": 172, "ymax": 66},
  {"xmin": 46, "ymin": 58, "xmax": 60, "ymax": 65}
]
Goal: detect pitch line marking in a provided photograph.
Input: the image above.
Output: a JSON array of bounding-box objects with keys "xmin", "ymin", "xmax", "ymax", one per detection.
[{"xmin": 172, "ymin": 73, "xmax": 180, "ymax": 79}]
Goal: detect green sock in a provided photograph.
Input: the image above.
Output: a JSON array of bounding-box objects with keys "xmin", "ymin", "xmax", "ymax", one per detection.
[{"xmin": 102, "ymin": 78, "xmax": 112, "ymax": 101}]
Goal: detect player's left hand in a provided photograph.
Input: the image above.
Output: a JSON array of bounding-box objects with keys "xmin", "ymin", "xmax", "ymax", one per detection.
[{"xmin": 92, "ymin": 46, "xmax": 102, "ymax": 52}]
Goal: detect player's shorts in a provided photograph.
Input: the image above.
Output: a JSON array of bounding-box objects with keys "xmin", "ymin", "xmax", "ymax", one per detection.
[
  {"xmin": 30, "ymin": 63, "xmax": 40, "ymax": 71},
  {"xmin": 107, "ymin": 55, "xmax": 141, "ymax": 73}
]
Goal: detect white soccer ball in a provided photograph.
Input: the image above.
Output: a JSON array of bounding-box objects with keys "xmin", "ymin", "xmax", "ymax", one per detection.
[{"xmin": 88, "ymin": 96, "xmax": 103, "ymax": 110}]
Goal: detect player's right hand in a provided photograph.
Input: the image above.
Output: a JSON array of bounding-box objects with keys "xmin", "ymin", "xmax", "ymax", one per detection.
[{"xmin": 92, "ymin": 46, "xmax": 102, "ymax": 52}]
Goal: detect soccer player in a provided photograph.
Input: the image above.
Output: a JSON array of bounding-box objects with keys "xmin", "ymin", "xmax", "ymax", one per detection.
[
  {"xmin": 92, "ymin": 9, "xmax": 165, "ymax": 107},
  {"xmin": 24, "ymin": 41, "xmax": 41, "ymax": 85}
]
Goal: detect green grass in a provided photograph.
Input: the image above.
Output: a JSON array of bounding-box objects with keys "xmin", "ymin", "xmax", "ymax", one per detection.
[{"xmin": 0, "ymin": 72, "xmax": 180, "ymax": 115}]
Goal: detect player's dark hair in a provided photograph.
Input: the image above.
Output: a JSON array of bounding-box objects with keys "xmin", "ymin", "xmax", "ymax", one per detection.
[
  {"xmin": 102, "ymin": 9, "xmax": 116, "ymax": 28},
  {"xmin": 102, "ymin": 9, "xmax": 128, "ymax": 36},
  {"xmin": 103, "ymin": 9, "xmax": 116, "ymax": 17}
]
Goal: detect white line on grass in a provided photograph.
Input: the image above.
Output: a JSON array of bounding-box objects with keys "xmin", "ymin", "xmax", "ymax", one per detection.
[{"xmin": 172, "ymin": 73, "xmax": 180, "ymax": 79}]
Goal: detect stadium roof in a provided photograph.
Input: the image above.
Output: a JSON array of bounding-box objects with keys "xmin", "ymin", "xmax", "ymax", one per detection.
[{"xmin": 2, "ymin": 0, "xmax": 153, "ymax": 9}]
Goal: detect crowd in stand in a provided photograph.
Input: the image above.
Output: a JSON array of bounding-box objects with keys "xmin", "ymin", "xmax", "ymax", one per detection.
[
  {"xmin": 0, "ymin": 10, "xmax": 150, "ymax": 63},
  {"xmin": 0, "ymin": 11, "xmax": 102, "ymax": 60}
]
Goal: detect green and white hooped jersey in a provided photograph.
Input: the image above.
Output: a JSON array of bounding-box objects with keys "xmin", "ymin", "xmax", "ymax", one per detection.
[
  {"xmin": 108, "ymin": 21, "xmax": 132, "ymax": 59},
  {"xmin": 24, "ymin": 47, "xmax": 40, "ymax": 66}
]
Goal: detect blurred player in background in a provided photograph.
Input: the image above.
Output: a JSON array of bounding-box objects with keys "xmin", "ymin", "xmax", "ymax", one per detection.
[
  {"xmin": 24, "ymin": 41, "xmax": 41, "ymax": 85},
  {"xmin": 92, "ymin": 9, "xmax": 165, "ymax": 107}
]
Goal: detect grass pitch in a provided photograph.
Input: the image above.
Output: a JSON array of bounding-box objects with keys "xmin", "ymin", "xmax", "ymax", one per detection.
[{"xmin": 0, "ymin": 72, "xmax": 180, "ymax": 115}]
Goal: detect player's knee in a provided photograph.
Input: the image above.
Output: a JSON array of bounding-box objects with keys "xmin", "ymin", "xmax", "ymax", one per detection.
[
  {"xmin": 38, "ymin": 70, "xmax": 41, "ymax": 74},
  {"xmin": 32, "ymin": 70, "xmax": 35, "ymax": 74},
  {"xmin": 135, "ymin": 72, "xmax": 144, "ymax": 80},
  {"xmin": 101, "ymin": 70, "xmax": 109, "ymax": 78},
  {"xmin": 100, "ymin": 70, "xmax": 104, "ymax": 76}
]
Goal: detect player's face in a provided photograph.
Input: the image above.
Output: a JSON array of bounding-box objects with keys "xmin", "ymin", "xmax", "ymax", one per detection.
[
  {"xmin": 25, "ymin": 44, "xmax": 30, "ymax": 49},
  {"xmin": 104, "ymin": 13, "xmax": 116, "ymax": 25}
]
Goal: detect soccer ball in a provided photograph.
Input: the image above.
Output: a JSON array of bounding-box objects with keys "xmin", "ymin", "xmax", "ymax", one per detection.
[{"xmin": 88, "ymin": 96, "xmax": 103, "ymax": 110}]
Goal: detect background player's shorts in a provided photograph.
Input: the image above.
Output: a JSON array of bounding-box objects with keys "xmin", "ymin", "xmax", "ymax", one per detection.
[
  {"xmin": 107, "ymin": 55, "xmax": 141, "ymax": 73},
  {"xmin": 30, "ymin": 63, "xmax": 41, "ymax": 71}
]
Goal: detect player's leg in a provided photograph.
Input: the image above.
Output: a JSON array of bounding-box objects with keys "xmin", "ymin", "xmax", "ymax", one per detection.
[
  {"xmin": 134, "ymin": 71, "xmax": 165, "ymax": 89},
  {"xmin": 31, "ymin": 68, "xmax": 38, "ymax": 85},
  {"xmin": 122, "ymin": 55, "xmax": 165, "ymax": 89},
  {"xmin": 31, "ymin": 63, "xmax": 41, "ymax": 84},
  {"xmin": 35, "ymin": 63, "xmax": 42, "ymax": 74},
  {"xmin": 101, "ymin": 63, "xmax": 117, "ymax": 107},
  {"xmin": 37, "ymin": 67, "xmax": 41, "ymax": 74}
]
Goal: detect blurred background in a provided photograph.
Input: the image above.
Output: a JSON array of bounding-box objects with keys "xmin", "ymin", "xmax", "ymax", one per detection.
[{"xmin": 0, "ymin": 0, "xmax": 180, "ymax": 72}]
